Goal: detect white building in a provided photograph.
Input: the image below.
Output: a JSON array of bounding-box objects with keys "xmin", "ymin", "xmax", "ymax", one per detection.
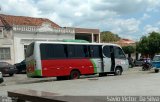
[{"xmin": 0, "ymin": 14, "xmax": 100, "ymax": 64}]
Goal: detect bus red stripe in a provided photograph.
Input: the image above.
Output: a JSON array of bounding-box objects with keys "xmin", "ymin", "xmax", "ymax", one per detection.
[{"xmin": 41, "ymin": 59, "xmax": 94, "ymax": 77}]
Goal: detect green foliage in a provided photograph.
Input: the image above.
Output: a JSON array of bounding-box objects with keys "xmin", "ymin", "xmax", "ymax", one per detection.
[
  {"xmin": 136, "ymin": 36, "xmax": 150, "ymax": 54},
  {"xmin": 136, "ymin": 31, "xmax": 160, "ymax": 56},
  {"xmin": 101, "ymin": 31, "xmax": 121, "ymax": 42},
  {"xmin": 122, "ymin": 46, "xmax": 135, "ymax": 54}
]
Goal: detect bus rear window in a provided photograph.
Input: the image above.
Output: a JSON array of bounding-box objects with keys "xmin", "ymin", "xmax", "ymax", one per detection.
[{"xmin": 26, "ymin": 43, "xmax": 34, "ymax": 57}]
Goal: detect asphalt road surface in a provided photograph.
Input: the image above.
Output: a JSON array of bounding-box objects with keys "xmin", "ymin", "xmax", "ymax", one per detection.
[{"xmin": 0, "ymin": 67, "xmax": 160, "ymax": 97}]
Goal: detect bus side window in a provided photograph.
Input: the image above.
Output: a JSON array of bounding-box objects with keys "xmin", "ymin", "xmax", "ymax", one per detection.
[
  {"xmin": 89, "ymin": 45, "xmax": 102, "ymax": 58},
  {"xmin": 83, "ymin": 45, "xmax": 89, "ymax": 58},
  {"xmin": 114, "ymin": 47, "xmax": 126, "ymax": 59},
  {"xmin": 40, "ymin": 44, "xmax": 67, "ymax": 59},
  {"xmin": 67, "ymin": 45, "xmax": 87, "ymax": 58},
  {"xmin": 67, "ymin": 45, "xmax": 74, "ymax": 58},
  {"xmin": 103, "ymin": 46, "xmax": 111, "ymax": 58}
]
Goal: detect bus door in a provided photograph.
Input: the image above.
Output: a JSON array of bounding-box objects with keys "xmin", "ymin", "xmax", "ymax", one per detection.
[
  {"xmin": 102, "ymin": 45, "xmax": 115, "ymax": 72},
  {"xmin": 110, "ymin": 46, "xmax": 115, "ymax": 72},
  {"xmin": 89, "ymin": 45, "xmax": 103, "ymax": 73}
]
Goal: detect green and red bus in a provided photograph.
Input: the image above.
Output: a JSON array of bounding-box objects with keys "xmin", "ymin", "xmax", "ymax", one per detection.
[{"xmin": 26, "ymin": 41, "xmax": 129, "ymax": 79}]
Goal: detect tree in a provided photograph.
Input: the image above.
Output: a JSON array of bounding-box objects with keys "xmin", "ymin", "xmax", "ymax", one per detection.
[
  {"xmin": 122, "ymin": 46, "xmax": 135, "ymax": 57},
  {"xmin": 136, "ymin": 31, "xmax": 160, "ymax": 58},
  {"xmin": 101, "ymin": 31, "xmax": 121, "ymax": 42},
  {"xmin": 136, "ymin": 36, "xmax": 150, "ymax": 54}
]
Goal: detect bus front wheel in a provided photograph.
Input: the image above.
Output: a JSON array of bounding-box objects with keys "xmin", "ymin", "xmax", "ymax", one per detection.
[
  {"xmin": 115, "ymin": 67, "xmax": 122, "ymax": 75},
  {"xmin": 70, "ymin": 70, "xmax": 80, "ymax": 79}
]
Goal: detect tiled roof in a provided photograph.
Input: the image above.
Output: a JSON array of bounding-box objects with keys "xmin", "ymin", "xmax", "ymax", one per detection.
[
  {"xmin": 115, "ymin": 38, "xmax": 135, "ymax": 46},
  {"xmin": 118, "ymin": 39, "xmax": 135, "ymax": 44},
  {"xmin": 0, "ymin": 14, "xmax": 60, "ymax": 28},
  {"xmin": 0, "ymin": 19, "xmax": 4, "ymax": 27}
]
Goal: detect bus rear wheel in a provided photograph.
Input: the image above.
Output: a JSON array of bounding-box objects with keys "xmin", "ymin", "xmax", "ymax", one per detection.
[
  {"xmin": 155, "ymin": 69, "xmax": 159, "ymax": 73},
  {"xmin": 115, "ymin": 67, "xmax": 122, "ymax": 75},
  {"xmin": 70, "ymin": 70, "xmax": 80, "ymax": 79}
]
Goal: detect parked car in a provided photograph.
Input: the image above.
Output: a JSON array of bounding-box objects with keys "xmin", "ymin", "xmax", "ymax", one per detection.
[
  {"xmin": 152, "ymin": 55, "xmax": 160, "ymax": 73},
  {"xmin": 0, "ymin": 62, "xmax": 17, "ymax": 76},
  {"xmin": 0, "ymin": 72, "xmax": 4, "ymax": 84},
  {"xmin": 128, "ymin": 57, "xmax": 134, "ymax": 68},
  {"xmin": 14, "ymin": 60, "xmax": 26, "ymax": 74},
  {"xmin": 134, "ymin": 59, "xmax": 144, "ymax": 66}
]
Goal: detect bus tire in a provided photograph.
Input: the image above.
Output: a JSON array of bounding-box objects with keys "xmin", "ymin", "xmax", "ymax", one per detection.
[
  {"xmin": 115, "ymin": 67, "xmax": 122, "ymax": 76},
  {"xmin": 70, "ymin": 70, "xmax": 80, "ymax": 79},
  {"xmin": 155, "ymin": 69, "xmax": 159, "ymax": 73}
]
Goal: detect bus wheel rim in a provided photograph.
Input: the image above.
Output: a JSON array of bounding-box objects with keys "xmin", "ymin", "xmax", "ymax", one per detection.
[
  {"xmin": 73, "ymin": 73, "xmax": 78, "ymax": 79},
  {"xmin": 116, "ymin": 70, "xmax": 121, "ymax": 75}
]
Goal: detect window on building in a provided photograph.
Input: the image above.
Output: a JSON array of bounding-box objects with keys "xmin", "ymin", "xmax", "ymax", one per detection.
[
  {"xmin": 0, "ymin": 28, "xmax": 3, "ymax": 38},
  {"xmin": 0, "ymin": 48, "xmax": 11, "ymax": 60},
  {"xmin": 94, "ymin": 34, "xmax": 98, "ymax": 42}
]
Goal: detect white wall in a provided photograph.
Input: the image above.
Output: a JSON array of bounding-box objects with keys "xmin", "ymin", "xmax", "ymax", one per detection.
[
  {"xmin": 13, "ymin": 31, "xmax": 75, "ymax": 63},
  {"xmin": 13, "ymin": 37, "xmax": 24, "ymax": 63},
  {"xmin": 0, "ymin": 39, "xmax": 14, "ymax": 64}
]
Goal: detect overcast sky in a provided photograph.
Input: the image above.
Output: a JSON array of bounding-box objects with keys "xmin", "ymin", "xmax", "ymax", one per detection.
[{"xmin": 1, "ymin": 0, "xmax": 160, "ymax": 40}]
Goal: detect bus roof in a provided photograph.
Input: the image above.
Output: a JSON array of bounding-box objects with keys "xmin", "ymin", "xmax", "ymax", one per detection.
[{"xmin": 32, "ymin": 41, "xmax": 121, "ymax": 47}]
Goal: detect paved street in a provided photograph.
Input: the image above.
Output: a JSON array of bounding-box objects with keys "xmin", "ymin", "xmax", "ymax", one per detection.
[{"xmin": 0, "ymin": 67, "xmax": 160, "ymax": 97}]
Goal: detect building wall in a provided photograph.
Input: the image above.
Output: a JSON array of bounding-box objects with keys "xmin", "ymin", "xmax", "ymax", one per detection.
[
  {"xmin": 0, "ymin": 38, "xmax": 14, "ymax": 64},
  {"xmin": 1, "ymin": 25, "xmax": 100, "ymax": 64},
  {"xmin": 13, "ymin": 31, "xmax": 75, "ymax": 63},
  {"xmin": 0, "ymin": 28, "xmax": 14, "ymax": 64}
]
